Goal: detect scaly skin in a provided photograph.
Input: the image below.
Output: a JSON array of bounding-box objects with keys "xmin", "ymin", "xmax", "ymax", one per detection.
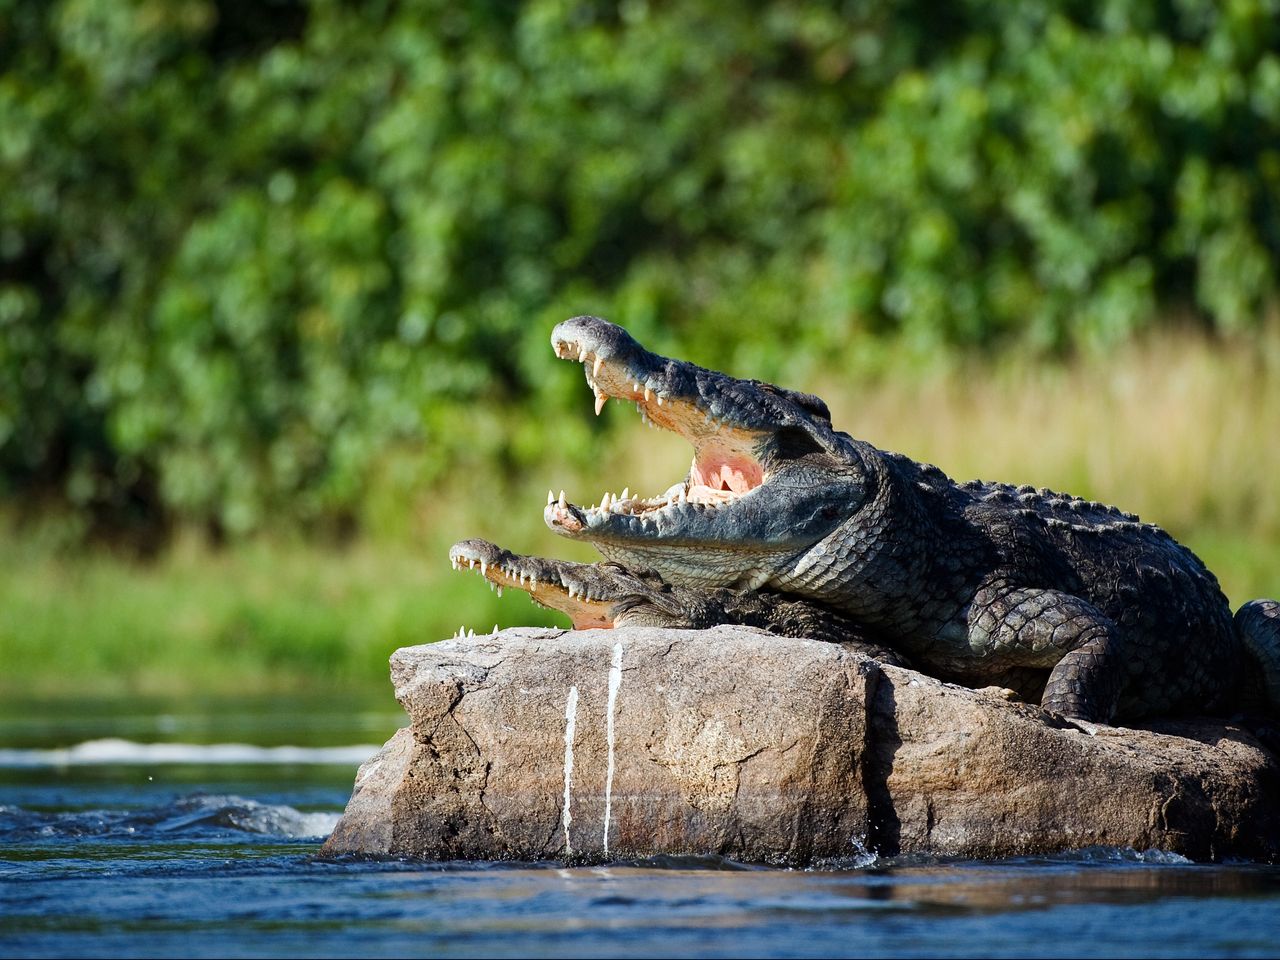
[
  {"xmin": 448, "ymin": 538, "xmax": 909, "ymax": 666},
  {"xmin": 540, "ymin": 316, "xmax": 1280, "ymax": 724}
]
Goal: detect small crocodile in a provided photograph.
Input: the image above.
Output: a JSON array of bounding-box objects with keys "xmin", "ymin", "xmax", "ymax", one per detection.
[
  {"xmin": 448, "ymin": 538, "xmax": 908, "ymax": 667},
  {"xmin": 538, "ymin": 315, "xmax": 1280, "ymax": 723}
]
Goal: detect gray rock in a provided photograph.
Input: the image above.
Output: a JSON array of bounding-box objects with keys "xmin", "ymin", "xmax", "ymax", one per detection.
[{"xmin": 321, "ymin": 627, "xmax": 1280, "ymax": 864}]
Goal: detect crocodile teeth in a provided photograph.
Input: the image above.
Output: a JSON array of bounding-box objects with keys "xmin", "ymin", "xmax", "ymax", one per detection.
[
  {"xmin": 547, "ymin": 489, "xmax": 554, "ymax": 505},
  {"xmin": 479, "ymin": 560, "xmax": 487, "ymax": 576},
  {"xmin": 578, "ymin": 345, "xmax": 587, "ymax": 361},
  {"xmin": 559, "ymin": 490, "xmax": 567, "ymax": 508},
  {"xmin": 644, "ymin": 386, "xmax": 652, "ymax": 401},
  {"xmin": 593, "ymin": 355, "xmax": 604, "ymax": 378},
  {"xmin": 595, "ymin": 390, "xmax": 607, "ymax": 415},
  {"xmin": 496, "ymin": 586, "xmax": 503, "ymax": 597},
  {"xmin": 620, "ymin": 487, "xmax": 629, "ymax": 501},
  {"xmin": 656, "ymin": 394, "xmax": 664, "ymax": 405}
]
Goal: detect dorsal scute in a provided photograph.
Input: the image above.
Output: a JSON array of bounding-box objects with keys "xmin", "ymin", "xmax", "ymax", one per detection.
[{"xmin": 968, "ymin": 480, "xmax": 1142, "ymax": 528}]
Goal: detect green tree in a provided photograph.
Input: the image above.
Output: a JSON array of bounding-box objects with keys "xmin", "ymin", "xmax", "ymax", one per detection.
[{"xmin": 2, "ymin": 0, "xmax": 1277, "ymax": 540}]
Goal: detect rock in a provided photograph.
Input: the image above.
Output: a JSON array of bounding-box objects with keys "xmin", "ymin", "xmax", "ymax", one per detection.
[{"xmin": 321, "ymin": 627, "xmax": 1280, "ymax": 864}]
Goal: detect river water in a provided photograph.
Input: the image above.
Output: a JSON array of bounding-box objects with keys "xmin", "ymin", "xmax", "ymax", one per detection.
[{"xmin": 3, "ymin": 697, "xmax": 1279, "ymax": 958}]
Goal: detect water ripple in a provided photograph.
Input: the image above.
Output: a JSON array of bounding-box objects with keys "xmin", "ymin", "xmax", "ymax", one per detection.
[
  {"xmin": 0, "ymin": 794, "xmax": 340, "ymax": 841},
  {"xmin": 0, "ymin": 738, "xmax": 378, "ymax": 768}
]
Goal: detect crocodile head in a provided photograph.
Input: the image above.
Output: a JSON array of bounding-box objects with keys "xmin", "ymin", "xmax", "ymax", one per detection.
[
  {"xmin": 449, "ymin": 538, "xmax": 721, "ymax": 630},
  {"xmin": 544, "ymin": 316, "xmax": 868, "ymax": 589}
]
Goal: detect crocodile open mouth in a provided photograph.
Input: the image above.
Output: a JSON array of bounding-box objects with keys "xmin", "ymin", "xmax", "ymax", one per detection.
[{"xmin": 544, "ymin": 320, "xmax": 767, "ymax": 537}]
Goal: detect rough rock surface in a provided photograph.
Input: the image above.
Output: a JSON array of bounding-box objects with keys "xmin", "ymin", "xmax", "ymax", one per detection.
[{"xmin": 321, "ymin": 627, "xmax": 1280, "ymax": 864}]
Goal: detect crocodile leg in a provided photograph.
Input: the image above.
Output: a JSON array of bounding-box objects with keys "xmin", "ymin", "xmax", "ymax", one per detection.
[{"xmin": 968, "ymin": 585, "xmax": 1125, "ymax": 722}]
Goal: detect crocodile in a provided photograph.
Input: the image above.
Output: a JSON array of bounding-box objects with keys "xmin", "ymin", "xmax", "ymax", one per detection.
[
  {"xmin": 448, "ymin": 538, "xmax": 909, "ymax": 667},
  {"xmin": 538, "ymin": 315, "xmax": 1280, "ymax": 724}
]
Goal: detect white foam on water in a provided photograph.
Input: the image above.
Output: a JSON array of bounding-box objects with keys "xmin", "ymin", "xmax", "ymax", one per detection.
[
  {"xmin": 281, "ymin": 810, "xmax": 343, "ymax": 838},
  {"xmin": 847, "ymin": 835, "xmax": 879, "ymax": 869},
  {"xmin": 0, "ymin": 793, "xmax": 344, "ymax": 840},
  {"xmin": 1054, "ymin": 845, "xmax": 1195, "ymax": 865},
  {"xmin": 0, "ymin": 739, "xmax": 380, "ymax": 768},
  {"xmin": 602, "ymin": 641, "xmax": 623, "ymax": 857},
  {"xmin": 154, "ymin": 794, "xmax": 344, "ymax": 838},
  {"xmin": 562, "ymin": 685, "xmax": 580, "ymax": 856}
]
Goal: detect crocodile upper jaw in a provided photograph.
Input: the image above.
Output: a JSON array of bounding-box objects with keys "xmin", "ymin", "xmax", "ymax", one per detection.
[{"xmin": 544, "ymin": 317, "xmax": 866, "ymax": 586}]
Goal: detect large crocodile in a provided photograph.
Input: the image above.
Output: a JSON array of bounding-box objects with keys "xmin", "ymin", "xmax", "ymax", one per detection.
[{"xmin": 537, "ymin": 315, "xmax": 1280, "ymax": 724}]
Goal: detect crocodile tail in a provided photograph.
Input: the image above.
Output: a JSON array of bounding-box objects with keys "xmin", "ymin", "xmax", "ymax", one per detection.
[{"xmin": 1236, "ymin": 599, "xmax": 1280, "ymax": 711}]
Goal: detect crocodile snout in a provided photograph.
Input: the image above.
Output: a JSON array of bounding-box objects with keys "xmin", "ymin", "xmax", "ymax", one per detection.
[{"xmin": 551, "ymin": 315, "xmax": 648, "ymax": 367}]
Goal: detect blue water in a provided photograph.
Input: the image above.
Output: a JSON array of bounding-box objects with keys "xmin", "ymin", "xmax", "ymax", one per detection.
[{"xmin": 3, "ymin": 700, "xmax": 1280, "ymax": 958}]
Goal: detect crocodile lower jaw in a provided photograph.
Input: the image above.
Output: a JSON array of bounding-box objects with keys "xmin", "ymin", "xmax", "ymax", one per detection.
[{"xmin": 448, "ymin": 540, "xmax": 615, "ymax": 629}]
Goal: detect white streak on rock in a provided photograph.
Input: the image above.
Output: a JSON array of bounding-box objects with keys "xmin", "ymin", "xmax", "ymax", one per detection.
[
  {"xmin": 562, "ymin": 685, "xmax": 580, "ymax": 856},
  {"xmin": 603, "ymin": 642, "xmax": 624, "ymax": 857}
]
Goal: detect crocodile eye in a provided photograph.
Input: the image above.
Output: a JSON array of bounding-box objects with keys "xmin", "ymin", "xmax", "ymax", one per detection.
[
  {"xmin": 763, "ymin": 385, "xmax": 832, "ymax": 422},
  {"xmin": 773, "ymin": 427, "xmax": 823, "ymax": 458}
]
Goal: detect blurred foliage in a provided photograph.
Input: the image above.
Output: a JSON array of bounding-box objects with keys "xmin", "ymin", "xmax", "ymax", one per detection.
[{"xmin": 1, "ymin": 0, "xmax": 1278, "ymax": 540}]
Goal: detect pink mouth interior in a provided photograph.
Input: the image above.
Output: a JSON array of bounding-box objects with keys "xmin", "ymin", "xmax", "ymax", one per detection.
[{"xmin": 690, "ymin": 451, "xmax": 763, "ymax": 496}]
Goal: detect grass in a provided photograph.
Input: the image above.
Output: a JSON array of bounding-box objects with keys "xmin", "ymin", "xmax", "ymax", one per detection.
[{"xmin": 1, "ymin": 326, "xmax": 1276, "ymax": 698}]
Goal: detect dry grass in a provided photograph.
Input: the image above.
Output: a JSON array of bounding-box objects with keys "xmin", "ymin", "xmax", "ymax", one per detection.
[{"xmin": 833, "ymin": 329, "xmax": 1279, "ymax": 537}]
